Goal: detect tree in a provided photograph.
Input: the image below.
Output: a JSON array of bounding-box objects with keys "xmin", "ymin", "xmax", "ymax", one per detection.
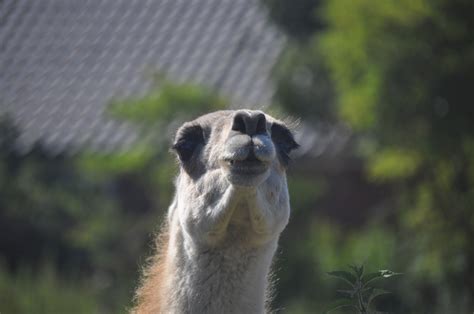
[
  {"xmin": 0, "ymin": 80, "xmax": 227, "ymax": 313},
  {"xmin": 263, "ymin": 0, "xmax": 324, "ymax": 41},
  {"xmin": 264, "ymin": 0, "xmax": 474, "ymax": 311},
  {"xmin": 320, "ymin": 0, "xmax": 474, "ymax": 308}
]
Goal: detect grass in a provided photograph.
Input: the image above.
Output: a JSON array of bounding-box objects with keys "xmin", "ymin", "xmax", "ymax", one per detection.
[{"xmin": 0, "ymin": 262, "xmax": 102, "ymax": 314}]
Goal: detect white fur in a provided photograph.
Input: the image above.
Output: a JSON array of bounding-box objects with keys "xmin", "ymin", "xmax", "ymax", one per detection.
[
  {"xmin": 162, "ymin": 161, "xmax": 289, "ymax": 313},
  {"xmin": 134, "ymin": 111, "xmax": 293, "ymax": 314}
]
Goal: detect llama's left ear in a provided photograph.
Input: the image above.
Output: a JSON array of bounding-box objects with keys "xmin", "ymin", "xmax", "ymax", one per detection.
[
  {"xmin": 271, "ymin": 123, "xmax": 299, "ymax": 166},
  {"xmin": 172, "ymin": 124, "xmax": 205, "ymax": 162}
]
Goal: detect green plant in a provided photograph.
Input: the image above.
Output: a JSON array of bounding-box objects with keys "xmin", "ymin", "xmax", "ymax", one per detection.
[
  {"xmin": 327, "ymin": 265, "xmax": 401, "ymax": 313},
  {"xmin": 0, "ymin": 262, "xmax": 101, "ymax": 314}
]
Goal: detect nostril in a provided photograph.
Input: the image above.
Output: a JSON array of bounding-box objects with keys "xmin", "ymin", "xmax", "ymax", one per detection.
[
  {"xmin": 231, "ymin": 111, "xmax": 268, "ymax": 136},
  {"xmin": 232, "ymin": 113, "xmax": 247, "ymax": 134},
  {"xmin": 255, "ymin": 113, "xmax": 267, "ymax": 134}
]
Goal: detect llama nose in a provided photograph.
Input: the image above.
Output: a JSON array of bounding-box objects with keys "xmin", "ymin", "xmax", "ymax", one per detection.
[{"xmin": 231, "ymin": 111, "xmax": 267, "ymax": 136}]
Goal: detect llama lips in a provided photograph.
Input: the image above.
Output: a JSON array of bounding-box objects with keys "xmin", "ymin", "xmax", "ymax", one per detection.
[{"xmin": 227, "ymin": 157, "xmax": 268, "ymax": 175}]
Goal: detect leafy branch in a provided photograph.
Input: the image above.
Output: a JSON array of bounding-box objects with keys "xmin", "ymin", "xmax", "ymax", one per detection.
[{"xmin": 327, "ymin": 265, "xmax": 401, "ymax": 313}]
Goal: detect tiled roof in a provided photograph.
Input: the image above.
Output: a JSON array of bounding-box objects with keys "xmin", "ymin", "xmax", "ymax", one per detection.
[{"xmin": 0, "ymin": 0, "xmax": 285, "ymax": 153}]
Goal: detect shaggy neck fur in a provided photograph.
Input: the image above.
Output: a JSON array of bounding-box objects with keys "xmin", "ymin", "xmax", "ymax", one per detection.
[{"xmin": 134, "ymin": 168, "xmax": 289, "ymax": 313}]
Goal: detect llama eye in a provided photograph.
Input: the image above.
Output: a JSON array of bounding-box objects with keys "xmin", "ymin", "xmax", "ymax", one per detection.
[
  {"xmin": 172, "ymin": 124, "xmax": 205, "ymax": 162},
  {"xmin": 271, "ymin": 123, "xmax": 299, "ymax": 165}
]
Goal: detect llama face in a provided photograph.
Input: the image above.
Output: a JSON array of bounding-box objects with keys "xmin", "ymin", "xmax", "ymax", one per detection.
[{"xmin": 172, "ymin": 110, "xmax": 298, "ymax": 186}]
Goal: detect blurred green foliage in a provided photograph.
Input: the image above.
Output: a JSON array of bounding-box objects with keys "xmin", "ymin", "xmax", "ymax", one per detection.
[
  {"xmin": 262, "ymin": 0, "xmax": 324, "ymax": 41},
  {"xmin": 0, "ymin": 81, "xmax": 225, "ymax": 313},
  {"xmin": 0, "ymin": 116, "xmax": 129, "ymax": 313},
  {"xmin": 1, "ymin": 1, "xmax": 473, "ymax": 313},
  {"xmin": 327, "ymin": 265, "xmax": 401, "ymax": 313},
  {"xmin": 265, "ymin": 0, "xmax": 474, "ymax": 312},
  {"xmin": 110, "ymin": 78, "xmax": 227, "ymax": 127},
  {"xmin": 0, "ymin": 262, "xmax": 100, "ymax": 314},
  {"xmin": 320, "ymin": 0, "xmax": 474, "ymax": 310}
]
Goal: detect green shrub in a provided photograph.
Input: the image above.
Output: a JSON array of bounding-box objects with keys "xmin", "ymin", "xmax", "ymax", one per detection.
[{"xmin": 0, "ymin": 263, "xmax": 101, "ymax": 314}]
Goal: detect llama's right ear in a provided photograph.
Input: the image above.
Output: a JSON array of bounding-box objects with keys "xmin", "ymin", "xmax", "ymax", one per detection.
[{"xmin": 172, "ymin": 124, "xmax": 205, "ymax": 162}]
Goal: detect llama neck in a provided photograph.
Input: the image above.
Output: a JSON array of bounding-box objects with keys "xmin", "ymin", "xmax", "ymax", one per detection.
[{"xmin": 163, "ymin": 216, "xmax": 278, "ymax": 314}]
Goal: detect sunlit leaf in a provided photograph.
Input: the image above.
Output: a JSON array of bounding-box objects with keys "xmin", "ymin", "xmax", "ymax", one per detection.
[
  {"xmin": 362, "ymin": 269, "xmax": 402, "ymax": 287},
  {"xmin": 380, "ymin": 270, "xmax": 402, "ymax": 278},
  {"xmin": 368, "ymin": 148, "xmax": 422, "ymax": 181}
]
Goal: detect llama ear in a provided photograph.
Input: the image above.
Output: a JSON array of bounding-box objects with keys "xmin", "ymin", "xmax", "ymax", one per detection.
[
  {"xmin": 172, "ymin": 124, "xmax": 205, "ymax": 162},
  {"xmin": 271, "ymin": 123, "xmax": 299, "ymax": 166}
]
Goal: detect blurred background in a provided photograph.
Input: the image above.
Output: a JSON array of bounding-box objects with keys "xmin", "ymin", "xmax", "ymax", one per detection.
[{"xmin": 0, "ymin": 0, "xmax": 473, "ymax": 313}]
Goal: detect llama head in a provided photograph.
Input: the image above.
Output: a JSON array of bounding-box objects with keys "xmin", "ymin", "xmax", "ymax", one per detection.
[{"xmin": 172, "ymin": 110, "xmax": 299, "ymax": 187}]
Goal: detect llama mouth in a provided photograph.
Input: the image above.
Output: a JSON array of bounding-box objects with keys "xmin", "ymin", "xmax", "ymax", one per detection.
[{"xmin": 225, "ymin": 156, "xmax": 268, "ymax": 176}]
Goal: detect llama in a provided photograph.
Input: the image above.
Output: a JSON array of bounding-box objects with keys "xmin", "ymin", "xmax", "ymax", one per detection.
[{"xmin": 133, "ymin": 110, "xmax": 299, "ymax": 314}]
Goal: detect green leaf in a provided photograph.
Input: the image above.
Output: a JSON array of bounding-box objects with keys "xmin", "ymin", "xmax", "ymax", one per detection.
[
  {"xmin": 361, "ymin": 286, "xmax": 374, "ymax": 298},
  {"xmin": 363, "ymin": 269, "xmax": 402, "ymax": 287},
  {"xmin": 362, "ymin": 271, "xmax": 383, "ymax": 286},
  {"xmin": 327, "ymin": 271, "xmax": 357, "ymax": 287},
  {"xmin": 349, "ymin": 264, "xmax": 364, "ymax": 279},
  {"xmin": 367, "ymin": 288, "xmax": 391, "ymax": 308},
  {"xmin": 336, "ymin": 289, "xmax": 355, "ymax": 299},
  {"xmin": 368, "ymin": 148, "xmax": 422, "ymax": 181},
  {"xmin": 326, "ymin": 299, "xmax": 357, "ymax": 313}
]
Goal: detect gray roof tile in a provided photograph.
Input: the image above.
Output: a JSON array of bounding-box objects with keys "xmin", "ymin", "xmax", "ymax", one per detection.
[{"xmin": 0, "ymin": 0, "xmax": 285, "ymax": 153}]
